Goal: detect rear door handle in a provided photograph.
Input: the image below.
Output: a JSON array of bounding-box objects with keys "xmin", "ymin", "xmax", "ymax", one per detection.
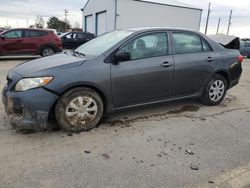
[
  {"xmin": 161, "ymin": 62, "xmax": 173, "ymax": 68},
  {"xmin": 205, "ymin": 57, "xmax": 214, "ymax": 62}
]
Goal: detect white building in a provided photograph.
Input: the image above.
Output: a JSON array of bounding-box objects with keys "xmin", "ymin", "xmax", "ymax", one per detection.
[{"xmin": 82, "ymin": 0, "xmax": 202, "ymax": 36}]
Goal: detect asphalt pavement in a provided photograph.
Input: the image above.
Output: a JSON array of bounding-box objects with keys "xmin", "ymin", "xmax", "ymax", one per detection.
[{"xmin": 0, "ymin": 58, "xmax": 250, "ymax": 188}]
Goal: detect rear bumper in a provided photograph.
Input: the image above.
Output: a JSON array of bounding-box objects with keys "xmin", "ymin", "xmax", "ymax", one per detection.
[
  {"xmin": 228, "ymin": 62, "xmax": 242, "ymax": 89},
  {"xmin": 2, "ymin": 86, "xmax": 58, "ymax": 130}
]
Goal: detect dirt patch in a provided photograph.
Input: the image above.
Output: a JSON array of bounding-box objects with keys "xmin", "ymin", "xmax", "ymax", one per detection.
[
  {"xmin": 102, "ymin": 105, "xmax": 200, "ymax": 128},
  {"xmin": 16, "ymin": 129, "xmax": 37, "ymax": 135},
  {"xmin": 167, "ymin": 105, "xmax": 200, "ymax": 114},
  {"xmin": 101, "ymin": 153, "xmax": 110, "ymax": 159}
]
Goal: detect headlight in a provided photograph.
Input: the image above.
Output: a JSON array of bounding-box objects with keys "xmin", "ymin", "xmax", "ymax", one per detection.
[{"xmin": 15, "ymin": 77, "xmax": 53, "ymax": 92}]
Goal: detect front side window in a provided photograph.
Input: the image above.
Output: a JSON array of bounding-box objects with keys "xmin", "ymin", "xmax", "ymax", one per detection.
[
  {"xmin": 173, "ymin": 33, "xmax": 211, "ymax": 54},
  {"xmin": 3, "ymin": 30, "xmax": 22, "ymax": 38},
  {"xmin": 65, "ymin": 33, "xmax": 77, "ymax": 39},
  {"xmin": 119, "ymin": 32, "xmax": 168, "ymax": 60}
]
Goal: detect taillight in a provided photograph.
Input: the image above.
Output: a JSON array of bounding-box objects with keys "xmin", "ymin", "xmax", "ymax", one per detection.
[{"xmin": 237, "ymin": 55, "xmax": 243, "ymax": 63}]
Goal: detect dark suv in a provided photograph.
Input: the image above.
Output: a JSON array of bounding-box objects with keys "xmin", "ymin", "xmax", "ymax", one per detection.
[{"xmin": 0, "ymin": 28, "xmax": 63, "ymax": 57}]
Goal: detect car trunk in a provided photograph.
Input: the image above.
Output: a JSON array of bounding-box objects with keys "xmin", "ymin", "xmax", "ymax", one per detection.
[{"xmin": 208, "ymin": 34, "xmax": 240, "ymax": 50}]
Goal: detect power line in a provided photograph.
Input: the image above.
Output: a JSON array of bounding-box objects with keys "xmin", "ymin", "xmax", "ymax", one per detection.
[
  {"xmin": 216, "ymin": 18, "xmax": 221, "ymax": 34},
  {"xmin": 227, "ymin": 10, "xmax": 233, "ymax": 35},
  {"xmin": 205, "ymin": 2, "xmax": 211, "ymax": 34}
]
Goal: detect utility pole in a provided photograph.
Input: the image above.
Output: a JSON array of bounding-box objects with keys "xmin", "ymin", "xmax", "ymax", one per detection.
[
  {"xmin": 216, "ymin": 18, "xmax": 221, "ymax": 34},
  {"xmin": 205, "ymin": 2, "xmax": 211, "ymax": 34},
  {"xmin": 64, "ymin": 9, "xmax": 69, "ymax": 31},
  {"xmin": 227, "ymin": 10, "xmax": 232, "ymax": 35}
]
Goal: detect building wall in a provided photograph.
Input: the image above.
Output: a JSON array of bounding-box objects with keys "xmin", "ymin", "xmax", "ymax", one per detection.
[
  {"xmin": 116, "ymin": 0, "xmax": 202, "ymax": 31},
  {"xmin": 82, "ymin": 0, "xmax": 115, "ymax": 34}
]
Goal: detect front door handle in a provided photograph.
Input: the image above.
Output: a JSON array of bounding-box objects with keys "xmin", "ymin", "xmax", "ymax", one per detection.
[
  {"xmin": 161, "ymin": 62, "xmax": 173, "ymax": 68},
  {"xmin": 205, "ymin": 57, "xmax": 214, "ymax": 62}
]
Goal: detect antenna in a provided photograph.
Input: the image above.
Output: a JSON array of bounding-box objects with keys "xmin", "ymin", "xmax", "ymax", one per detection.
[{"xmin": 64, "ymin": 9, "xmax": 69, "ymax": 31}]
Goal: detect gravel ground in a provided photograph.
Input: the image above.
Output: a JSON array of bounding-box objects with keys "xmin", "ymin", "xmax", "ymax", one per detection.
[{"xmin": 0, "ymin": 58, "xmax": 250, "ymax": 188}]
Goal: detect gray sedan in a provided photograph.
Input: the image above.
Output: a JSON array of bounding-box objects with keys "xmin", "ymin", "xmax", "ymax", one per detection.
[{"xmin": 2, "ymin": 28, "xmax": 243, "ymax": 132}]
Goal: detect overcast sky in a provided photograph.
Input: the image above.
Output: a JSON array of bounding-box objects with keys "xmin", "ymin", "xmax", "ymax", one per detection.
[{"xmin": 0, "ymin": 0, "xmax": 250, "ymax": 37}]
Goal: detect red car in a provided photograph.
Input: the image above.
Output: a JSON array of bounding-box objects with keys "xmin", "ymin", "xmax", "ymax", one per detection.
[{"xmin": 0, "ymin": 28, "xmax": 63, "ymax": 57}]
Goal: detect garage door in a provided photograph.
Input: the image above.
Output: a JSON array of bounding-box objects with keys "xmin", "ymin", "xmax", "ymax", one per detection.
[
  {"xmin": 96, "ymin": 11, "xmax": 107, "ymax": 36},
  {"xmin": 85, "ymin": 15, "xmax": 94, "ymax": 34}
]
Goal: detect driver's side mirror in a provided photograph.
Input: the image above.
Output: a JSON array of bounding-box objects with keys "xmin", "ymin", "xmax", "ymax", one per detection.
[
  {"xmin": 0, "ymin": 35, "xmax": 5, "ymax": 40},
  {"xmin": 114, "ymin": 51, "xmax": 131, "ymax": 63}
]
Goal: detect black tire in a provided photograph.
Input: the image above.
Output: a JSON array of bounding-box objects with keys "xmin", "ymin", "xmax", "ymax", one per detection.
[
  {"xmin": 200, "ymin": 74, "xmax": 228, "ymax": 106},
  {"xmin": 55, "ymin": 87, "xmax": 104, "ymax": 132},
  {"xmin": 247, "ymin": 56, "xmax": 250, "ymax": 59},
  {"xmin": 40, "ymin": 46, "xmax": 55, "ymax": 57}
]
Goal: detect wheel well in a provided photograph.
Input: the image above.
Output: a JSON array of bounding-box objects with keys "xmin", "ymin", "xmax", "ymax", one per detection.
[
  {"xmin": 215, "ymin": 71, "xmax": 230, "ymax": 89},
  {"xmin": 48, "ymin": 85, "xmax": 107, "ymax": 120},
  {"xmin": 39, "ymin": 45, "xmax": 56, "ymax": 54}
]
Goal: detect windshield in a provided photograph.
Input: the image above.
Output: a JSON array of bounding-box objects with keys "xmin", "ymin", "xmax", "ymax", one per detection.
[{"xmin": 75, "ymin": 30, "xmax": 133, "ymax": 57}]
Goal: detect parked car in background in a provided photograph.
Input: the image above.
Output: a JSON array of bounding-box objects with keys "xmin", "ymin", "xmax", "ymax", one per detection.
[
  {"xmin": 240, "ymin": 41, "xmax": 250, "ymax": 58},
  {"xmin": 241, "ymin": 38, "xmax": 250, "ymax": 42},
  {"xmin": 57, "ymin": 32, "xmax": 63, "ymax": 37},
  {"xmin": 2, "ymin": 28, "xmax": 243, "ymax": 132},
  {"xmin": 0, "ymin": 28, "xmax": 6, "ymax": 33},
  {"xmin": 0, "ymin": 28, "xmax": 62, "ymax": 57},
  {"xmin": 61, "ymin": 31, "xmax": 95, "ymax": 49}
]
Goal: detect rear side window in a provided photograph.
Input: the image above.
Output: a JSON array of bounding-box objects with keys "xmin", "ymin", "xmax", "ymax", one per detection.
[
  {"xmin": 65, "ymin": 33, "xmax": 77, "ymax": 39},
  {"xmin": 24, "ymin": 30, "xmax": 47, "ymax": 38},
  {"xmin": 173, "ymin": 32, "xmax": 211, "ymax": 54}
]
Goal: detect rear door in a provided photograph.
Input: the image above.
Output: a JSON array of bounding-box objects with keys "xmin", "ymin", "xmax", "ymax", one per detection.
[
  {"xmin": 171, "ymin": 31, "xmax": 217, "ymax": 96},
  {"xmin": 22, "ymin": 30, "xmax": 46, "ymax": 53},
  {"xmin": 0, "ymin": 30, "xmax": 24, "ymax": 55},
  {"xmin": 111, "ymin": 32, "xmax": 174, "ymax": 107}
]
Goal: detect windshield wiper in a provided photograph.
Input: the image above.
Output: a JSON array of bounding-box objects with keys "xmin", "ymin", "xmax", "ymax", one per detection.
[{"xmin": 73, "ymin": 50, "xmax": 85, "ymax": 57}]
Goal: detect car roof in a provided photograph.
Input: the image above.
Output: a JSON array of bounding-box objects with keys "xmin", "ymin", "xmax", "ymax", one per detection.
[
  {"xmin": 6, "ymin": 28, "xmax": 49, "ymax": 32},
  {"xmin": 122, "ymin": 27, "xmax": 197, "ymax": 33}
]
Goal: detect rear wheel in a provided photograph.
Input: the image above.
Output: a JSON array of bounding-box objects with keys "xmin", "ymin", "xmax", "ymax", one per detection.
[
  {"xmin": 40, "ymin": 47, "xmax": 55, "ymax": 57},
  {"xmin": 201, "ymin": 74, "xmax": 227, "ymax": 106},
  {"xmin": 55, "ymin": 87, "xmax": 104, "ymax": 132}
]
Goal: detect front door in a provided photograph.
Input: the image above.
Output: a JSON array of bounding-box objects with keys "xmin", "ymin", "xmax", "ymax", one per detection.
[
  {"xmin": 0, "ymin": 30, "xmax": 24, "ymax": 55},
  {"xmin": 62, "ymin": 33, "xmax": 77, "ymax": 49},
  {"xmin": 111, "ymin": 32, "xmax": 174, "ymax": 107}
]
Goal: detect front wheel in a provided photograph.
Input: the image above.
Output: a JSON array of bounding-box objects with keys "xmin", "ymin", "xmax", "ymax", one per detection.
[
  {"xmin": 55, "ymin": 88, "xmax": 104, "ymax": 132},
  {"xmin": 201, "ymin": 74, "xmax": 227, "ymax": 106}
]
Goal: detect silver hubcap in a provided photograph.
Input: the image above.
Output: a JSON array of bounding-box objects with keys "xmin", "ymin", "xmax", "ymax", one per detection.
[
  {"xmin": 65, "ymin": 96, "xmax": 98, "ymax": 127},
  {"xmin": 209, "ymin": 80, "xmax": 225, "ymax": 102},
  {"xmin": 43, "ymin": 48, "xmax": 54, "ymax": 56}
]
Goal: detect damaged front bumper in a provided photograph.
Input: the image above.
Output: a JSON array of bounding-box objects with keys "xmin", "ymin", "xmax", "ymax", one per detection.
[{"xmin": 2, "ymin": 85, "xmax": 58, "ymax": 130}]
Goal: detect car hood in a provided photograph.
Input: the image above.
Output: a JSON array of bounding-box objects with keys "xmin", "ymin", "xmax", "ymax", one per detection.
[{"xmin": 13, "ymin": 53, "xmax": 86, "ymax": 77}]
